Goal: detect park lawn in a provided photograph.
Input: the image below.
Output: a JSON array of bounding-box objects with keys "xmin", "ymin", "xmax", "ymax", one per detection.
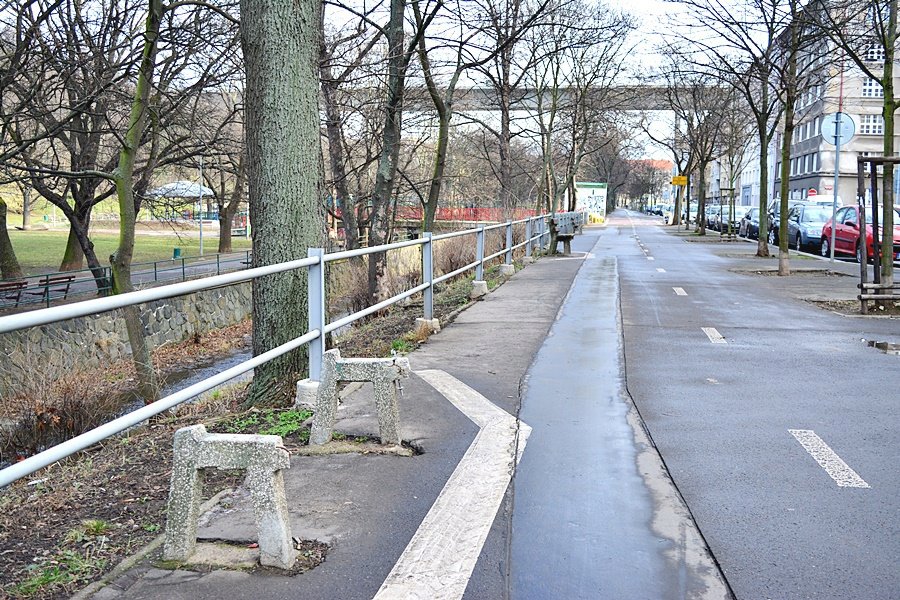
[{"xmin": 8, "ymin": 229, "xmax": 252, "ymax": 273}]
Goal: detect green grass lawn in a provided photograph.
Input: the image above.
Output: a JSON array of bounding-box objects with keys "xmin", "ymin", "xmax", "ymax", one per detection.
[{"xmin": 8, "ymin": 229, "xmax": 252, "ymax": 274}]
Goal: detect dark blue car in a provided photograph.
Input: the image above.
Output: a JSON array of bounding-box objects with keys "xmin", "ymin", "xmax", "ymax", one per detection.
[
  {"xmin": 739, "ymin": 208, "xmax": 761, "ymax": 239},
  {"xmin": 787, "ymin": 205, "xmax": 831, "ymax": 251}
]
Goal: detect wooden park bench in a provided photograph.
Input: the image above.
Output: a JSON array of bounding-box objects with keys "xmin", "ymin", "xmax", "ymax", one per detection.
[
  {"xmin": 27, "ymin": 274, "xmax": 76, "ymax": 305},
  {"xmin": 0, "ymin": 280, "xmax": 27, "ymax": 307}
]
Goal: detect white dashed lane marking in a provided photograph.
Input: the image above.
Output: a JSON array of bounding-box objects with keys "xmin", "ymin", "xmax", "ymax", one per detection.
[
  {"xmin": 647, "ymin": 256, "xmax": 655, "ymax": 261},
  {"xmin": 789, "ymin": 429, "xmax": 870, "ymax": 489},
  {"xmin": 701, "ymin": 327, "xmax": 726, "ymax": 344},
  {"xmin": 373, "ymin": 370, "xmax": 532, "ymax": 599},
  {"xmin": 656, "ymin": 268, "xmax": 666, "ymax": 273},
  {"xmin": 673, "ymin": 287, "xmax": 687, "ymax": 296}
]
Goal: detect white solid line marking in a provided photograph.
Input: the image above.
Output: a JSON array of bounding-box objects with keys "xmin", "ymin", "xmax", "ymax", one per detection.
[
  {"xmin": 656, "ymin": 268, "xmax": 666, "ymax": 272},
  {"xmin": 788, "ymin": 429, "xmax": 870, "ymax": 488},
  {"xmin": 701, "ymin": 327, "xmax": 726, "ymax": 344},
  {"xmin": 673, "ymin": 287, "xmax": 687, "ymax": 296},
  {"xmin": 647, "ymin": 256, "xmax": 655, "ymax": 261},
  {"xmin": 374, "ymin": 370, "xmax": 531, "ymax": 600}
]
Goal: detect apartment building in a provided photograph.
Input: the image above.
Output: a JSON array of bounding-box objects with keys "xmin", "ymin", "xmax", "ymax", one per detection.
[{"xmin": 772, "ymin": 47, "xmax": 900, "ymax": 206}]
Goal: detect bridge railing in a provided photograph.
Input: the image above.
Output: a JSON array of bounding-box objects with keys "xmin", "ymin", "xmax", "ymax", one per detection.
[{"xmin": 0, "ymin": 212, "xmax": 586, "ymax": 488}]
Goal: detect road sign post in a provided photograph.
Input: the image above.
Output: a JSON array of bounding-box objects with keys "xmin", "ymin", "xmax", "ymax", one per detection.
[{"xmin": 821, "ymin": 112, "xmax": 855, "ymax": 264}]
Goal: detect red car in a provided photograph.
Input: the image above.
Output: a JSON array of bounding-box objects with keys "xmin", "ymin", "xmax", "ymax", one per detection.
[{"xmin": 821, "ymin": 205, "xmax": 900, "ymax": 262}]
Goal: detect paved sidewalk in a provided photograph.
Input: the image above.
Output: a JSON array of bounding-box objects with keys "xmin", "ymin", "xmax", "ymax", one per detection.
[{"xmin": 83, "ymin": 226, "xmax": 727, "ymax": 600}]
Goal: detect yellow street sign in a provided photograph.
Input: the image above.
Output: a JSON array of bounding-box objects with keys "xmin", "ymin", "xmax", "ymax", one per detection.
[{"xmin": 671, "ymin": 175, "xmax": 687, "ymax": 186}]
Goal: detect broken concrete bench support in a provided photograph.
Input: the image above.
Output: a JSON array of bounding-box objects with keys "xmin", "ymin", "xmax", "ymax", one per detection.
[
  {"xmin": 163, "ymin": 425, "xmax": 296, "ymax": 570},
  {"xmin": 310, "ymin": 349, "xmax": 410, "ymax": 446},
  {"xmin": 553, "ymin": 234, "xmax": 574, "ymax": 255}
]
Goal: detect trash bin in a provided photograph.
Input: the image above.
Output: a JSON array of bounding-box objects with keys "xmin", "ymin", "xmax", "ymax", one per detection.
[{"xmin": 173, "ymin": 248, "xmax": 181, "ymax": 259}]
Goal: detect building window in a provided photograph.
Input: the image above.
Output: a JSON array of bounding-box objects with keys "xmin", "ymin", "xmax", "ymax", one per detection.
[
  {"xmin": 859, "ymin": 114, "xmax": 884, "ymax": 134},
  {"xmin": 862, "ymin": 77, "xmax": 884, "ymax": 98},
  {"xmin": 865, "ymin": 45, "xmax": 885, "ymax": 62}
]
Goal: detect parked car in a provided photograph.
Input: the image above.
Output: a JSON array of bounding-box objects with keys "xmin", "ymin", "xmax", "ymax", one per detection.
[
  {"xmin": 682, "ymin": 206, "xmax": 699, "ymax": 225},
  {"xmin": 713, "ymin": 204, "xmax": 745, "ymax": 233},
  {"xmin": 662, "ymin": 204, "xmax": 676, "ymax": 224},
  {"xmin": 739, "ymin": 208, "xmax": 761, "ymax": 239},
  {"xmin": 786, "ymin": 204, "xmax": 831, "ymax": 251},
  {"xmin": 767, "ymin": 199, "xmax": 833, "ymax": 244},
  {"xmin": 820, "ymin": 205, "xmax": 900, "ymax": 262},
  {"xmin": 704, "ymin": 205, "xmax": 721, "ymax": 229}
]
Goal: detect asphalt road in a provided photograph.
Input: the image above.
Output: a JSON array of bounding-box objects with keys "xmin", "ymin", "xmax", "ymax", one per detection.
[{"xmin": 616, "ymin": 209, "xmax": 900, "ymax": 599}]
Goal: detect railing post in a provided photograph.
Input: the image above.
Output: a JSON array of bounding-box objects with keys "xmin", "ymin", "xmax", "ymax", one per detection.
[
  {"xmin": 181, "ymin": 258, "xmax": 186, "ymax": 281},
  {"xmin": 154, "ymin": 261, "xmax": 158, "ymax": 282},
  {"xmin": 476, "ymin": 225, "xmax": 485, "ymax": 280},
  {"xmin": 423, "ymin": 232, "xmax": 434, "ymax": 320},
  {"xmin": 525, "ymin": 218, "xmax": 533, "ymax": 258},
  {"xmin": 216, "ymin": 253, "xmax": 221, "ymax": 275},
  {"xmin": 505, "ymin": 220, "xmax": 513, "ymax": 264},
  {"xmin": 307, "ymin": 248, "xmax": 326, "ymax": 381}
]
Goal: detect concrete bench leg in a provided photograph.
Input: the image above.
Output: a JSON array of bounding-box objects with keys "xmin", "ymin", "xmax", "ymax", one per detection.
[
  {"xmin": 246, "ymin": 468, "xmax": 295, "ymax": 569},
  {"xmin": 163, "ymin": 438, "xmax": 205, "ymax": 562},
  {"xmin": 373, "ymin": 377, "xmax": 401, "ymax": 445},
  {"xmin": 310, "ymin": 351, "xmax": 341, "ymax": 445}
]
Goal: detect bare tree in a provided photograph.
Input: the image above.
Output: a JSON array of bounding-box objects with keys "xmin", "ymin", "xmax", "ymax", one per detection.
[
  {"xmin": 320, "ymin": 5, "xmax": 383, "ymax": 250},
  {"xmin": 522, "ymin": 0, "xmax": 635, "ymax": 249},
  {"xmin": 813, "ymin": 0, "xmax": 898, "ymax": 285},
  {"xmin": 411, "ymin": 0, "xmax": 548, "ymax": 230}
]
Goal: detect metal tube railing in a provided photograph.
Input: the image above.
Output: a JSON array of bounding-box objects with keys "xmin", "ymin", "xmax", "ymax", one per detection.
[
  {"xmin": 0, "ymin": 211, "xmax": 574, "ymax": 488},
  {"xmin": 0, "ymin": 329, "xmax": 320, "ymax": 487},
  {"xmin": 0, "ymin": 256, "xmax": 321, "ymax": 335}
]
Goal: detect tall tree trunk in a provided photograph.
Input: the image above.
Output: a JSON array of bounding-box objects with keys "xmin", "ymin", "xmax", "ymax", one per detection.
[
  {"xmin": 672, "ymin": 183, "xmax": 682, "ymax": 226},
  {"xmin": 21, "ymin": 186, "xmax": 31, "ymax": 230},
  {"xmin": 684, "ymin": 173, "xmax": 691, "ymax": 231},
  {"xmin": 777, "ymin": 28, "xmax": 798, "ymax": 276},
  {"xmin": 423, "ymin": 110, "xmax": 450, "ymax": 232},
  {"xmin": 756, "ymin": 117, "xmax": 770, "ymax": 257},
  {"xmin": 218, "ymin": 214, "xmax": 234, "ymax": 253},
  {"xmin": 368, "ymin": 0, "xmax": 408, "ymax": 303},
  {"xmin": 697, "ymin": 162, "xmax": 707, "ymax": 235},
  {"xmin": 0, "ymin": 198, "xmax": 24, "ymax": 279},
  {"xmin": 110, "ymin": 0, "xmax": 164, "ymax": 404},
  {"xmin": 59, "ymin": 222, "xmax": 86, "ymax": 271},
  {"xmin": 242, "ymin": 0, "xmax": 324, "ymax": 404},
  {"xmin": 881, "ymin": 2, "xmax": 896, "ymax": 288},
  {"xmin": 322, "ymin": 80, "xmax": 359, "ymax": 250},
  {"xmin": 778, "ymin": 113, "xmax": 795, "ymax": 277},
  {"xmin": 319, "ymin": 8, "xmax": 360, "ymax": 252}
]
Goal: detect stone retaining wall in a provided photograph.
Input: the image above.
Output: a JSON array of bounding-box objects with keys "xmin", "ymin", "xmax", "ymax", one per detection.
[{"xmin": 0, "ymin": 283, "xmax": 252, "ymax": 396}]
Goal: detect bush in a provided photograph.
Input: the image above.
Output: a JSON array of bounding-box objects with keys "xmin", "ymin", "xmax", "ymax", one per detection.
[
  {"xmin": 434, "ymin": 235, "xmax": 475, "ymax": 276},
  {"xmin": 1, "ymin": 370, "xmax": 125, "ymax": 463}
]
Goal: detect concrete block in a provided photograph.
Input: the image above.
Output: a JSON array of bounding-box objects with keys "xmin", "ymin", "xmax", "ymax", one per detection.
[
  {"xmin": 295, "ymin": 378, "xmax": 319, "ymax": 408},
  {"xmin": 163, "ymin": 425, "xmax": 296, "ymax": 570},
  {"xmin": 415, "ymin": 317, "xmax": 441, "ymax": 335},
  {"xmin": 471, "ymin": 280, "xmax": 489, "ymax": 299},
  {"xmin": 309, "ymin": 349, "xmax": 410, "ymax": 446},
  {"xmin": 498, "ymin": 264, "xmax": 515, "ymax": 277}
]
